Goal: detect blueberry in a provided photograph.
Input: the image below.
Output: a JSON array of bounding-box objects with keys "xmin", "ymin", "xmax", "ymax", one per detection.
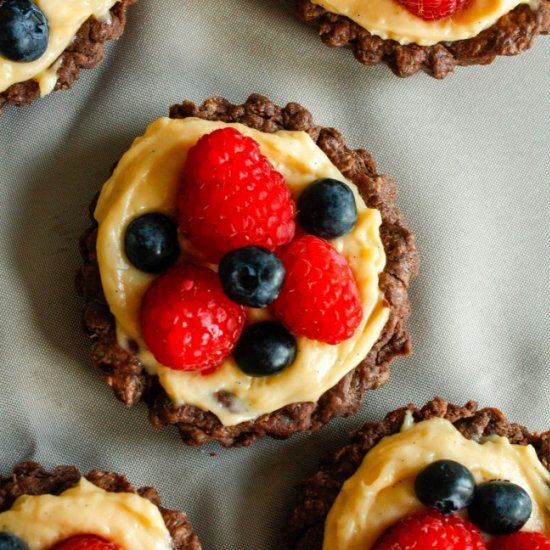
[
  {"xmin": 233, "ymin": 321, "xmax": 297, "ymax": 376},
  {"xmin": 297, "ymin": 178, "xmax": 358, "ymax": 239},
  {"xmin": 124, "ymin": 213, "xmax": 179, "ymax": 274},
  {"xmin": 218, "ymin": 246, "xmax": 285, "ymax": 308},
  {"xmin": 0, "ymin": 533, "xmax": 28, "ymax": 550},
  {"xmin": 468, "ymin": 480, "xmax": 532, "ymax": 535},
  {"xmin": 414, "ymin": 460, "xmax": 475, "ymax": 514},
  {"xmin": 0, "ymin": 0, "xmax": 49, "ymax": 62}
]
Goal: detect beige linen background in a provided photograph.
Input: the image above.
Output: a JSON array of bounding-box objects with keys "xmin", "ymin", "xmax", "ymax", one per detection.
[{"xmin": 0, "ymin": 1, "xmax": 549, "ymax": 548}]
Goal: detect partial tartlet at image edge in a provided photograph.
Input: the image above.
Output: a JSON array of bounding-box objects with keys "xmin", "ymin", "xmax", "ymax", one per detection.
[
  {"xmin": 76, "ymin": 94, "xmax": 419, "ymax": 447},
  {"xmin": 0, "ymin": 0, "xmax": 135, "ymax": 111},
  {"xmin": 286, "ymin": 397, "xmax": 550, "ymax": 549},
  {"xmin": 297, "ymin": 0, "xmax": 550, "ymax": 78},
  {"xmin": 0, "ymin": 461, "xmax": 201, "ymax": 549}
]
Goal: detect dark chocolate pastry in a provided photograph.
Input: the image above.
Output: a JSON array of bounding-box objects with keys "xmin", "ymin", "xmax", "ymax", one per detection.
[
  {"xmin": 76, "ymin": 94, "xmax": 419, "ymax": 447},
  {"xmin": 297, "ymin": 0, "xmax": 550, "ymax": 78},
  {"xmin": 0, "ymin": 0, "xmax": 135, "ymax": 111},
  {"xmin": 0, "ymin": 461, "xmax": 201, "ymax": 549},
  {"xmin": 286, "ymin": 397, "xmax": 550, "ymax": 549}
]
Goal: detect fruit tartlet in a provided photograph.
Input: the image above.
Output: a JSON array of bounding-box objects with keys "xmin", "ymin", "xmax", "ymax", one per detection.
[
  {"xmin": 0, "ymin": 0, "xmax": 134, "ymax": 112},
  {"xmin": 297, "ymin": 0, "xmax": 550, "ymax": 77},
  {"xmin": 76, "ymin": 94, "xmax": 419, "ymax": 447},
  {"xmin": 0, "ymin": 461, "xmax": 201, "ymax": 549},
  {"xmin": 286, "ymin": 397, "xmax": 550, "ymax": 549}
]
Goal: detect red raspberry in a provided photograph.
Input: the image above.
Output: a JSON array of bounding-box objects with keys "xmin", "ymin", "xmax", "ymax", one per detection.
[
  {"xmin": 141, "ymin": 264, "xmax": 246, "ymax": 371},
  {"xmin": 179, "ymin": 127, "xmax": 296, "ymax": 262},
  {"xmin": 272, "ymin": 235, "xmax": 363, "ymax": 344},
  {"xmin": 374, "ymin": 510, "xmax": 487, "ymax": 550},
  {"xmin": 490, "ymin": 532, "xmax": 550, "ymax": 550},
  {"xmin": 396, "ymin": 0, "xmax": 472, "ymax": 21},
  {"xmin": 51, "ymin": 535, "xmax": 118, "ymax": 550}
]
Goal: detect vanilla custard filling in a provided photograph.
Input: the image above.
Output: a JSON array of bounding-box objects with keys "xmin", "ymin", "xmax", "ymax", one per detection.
[
  {"xmin": 95, "ymin": 117, "xmax": 389, "ymax": 427},
  {"xmin": 324, "ymin": 416, "xmax": 550, "ymax": 549},
  {"xmin": 0, "ymin": 478, "xmax": 172, "ymax": 550},
  {"xmin": 0, "ymin": 0, "xmax": 119, "ymax": 95},
  {"xmin": 312, "ymin": 0, "xmax": 537, "ymax": 46}
]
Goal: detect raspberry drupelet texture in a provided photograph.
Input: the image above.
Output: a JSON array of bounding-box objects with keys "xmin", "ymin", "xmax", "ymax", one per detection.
[
  {"xmin": 374, "ymin": 510, "xmax": 487, "ymax": 550},
  {"xmin": 178, "ymin": 127, "xmax": 296, "ymax": 263},
  {"xmin": 273, "ymin": 235, "xmax": 363, "ymax": 344},
  {"xmin": 141, "ymin": 264, "xmax": 246, "ymax": 371},
  {"xmin": 396, "ymin": 0, "xmax": 473, "ymax": 21},
  {"xmin": 490, "ymin": 532, "xmax": 550, "ymax": 550}
]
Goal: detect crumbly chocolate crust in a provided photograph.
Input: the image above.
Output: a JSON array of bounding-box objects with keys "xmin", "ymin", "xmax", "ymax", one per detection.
[
  {"xmin": 0, "ymin": 461, "xmax": 201, "ymax": 549},
  {"xmin": 297, "ymin": 0, "xmax": 550, "ymax": 78},
  {"xmin": 76, "ymin": 94, "xmax": 419, "ymax": 447},
  {"xmin": 0, "ymin": 0, "xmax": 134, "ymax": 111},
  {"xmin": 286, "ymin": 397, "xmax": 550, "ymax": 549}
]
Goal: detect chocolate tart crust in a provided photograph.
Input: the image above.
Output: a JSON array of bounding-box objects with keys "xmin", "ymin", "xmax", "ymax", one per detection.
[
  {"xmin": 286, "ymin": 397, "xmax": 550, "ymax": 549},
  {"xmin": 0, "ymin": 0, "xmax": 134, "ymax": 111},
  {"xmin": 76, "ymin": 93, "xmax": 419, "ymax": 447},
  {"xmin": 0, "ymin": 461, "xmax": 201, "ymax": 549},
  {"xmin": 297, "ymin": 0, "xmax": 550, "ymax": 78}
]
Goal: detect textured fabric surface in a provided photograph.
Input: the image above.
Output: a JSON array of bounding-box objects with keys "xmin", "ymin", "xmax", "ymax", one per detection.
[{"xmin": 0, "ymin": 2, "xmax": 548, "ymax": 549}]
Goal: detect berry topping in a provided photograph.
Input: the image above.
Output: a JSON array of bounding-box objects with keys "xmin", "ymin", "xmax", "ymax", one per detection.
[
  {"xmin": 141, "ymin": 264, "xmax": 246, "ymax": 371},
  {"xmin": 233, "ymin": 321, "xmax": 297, "ymax": 376},
  {"xmin": 178, "ymin": 127, "xmax": 296, "ymax": 262},
  {"xmin": 0, "ymin": 532, "xmax": 28, "ymax": 550},
  {"xmin": 272, "ymin": 235, "xmax": 363, "ymax": 344},
  {"xmin": 373, "ymin": 509, "xmax": 486, "ymax": 550},
  {"xmin": 297, "ymin": 178, "xmax": 358, "ymax": 239},
  {"xmin": 469, "ymin": 480, "xmax": 532, "ymax": 535},
  {"xmin": 0, "ymin": 0, "xmax": 48, "ymax": 62},
  {"xmin": 489, "ymin": 532, "xmax": 550, "ymax": 550},
  {"xmin": 218, "ymin": 246, "xmax": 285, "ymax": 308},
  {"xmin": 396, "ymin": 0, "xmax": 472, "ymax": 21},
  {"xmin": 415, "ymin": 459, "xmax": 475, "ymax": 514},
  {"xmin": 50, "ymin": 535, "xmax": 118, "ymax": 550},
  {"xmin": 124, "ymin": 213, "xmax": 179, "ymax": 274}
]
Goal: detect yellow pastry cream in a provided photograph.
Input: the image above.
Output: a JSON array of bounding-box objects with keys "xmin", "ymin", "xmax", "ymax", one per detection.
[
  {"xmin": 0, "ymin": 478, "xmax": 172, "ymax": 550},
  {"xmin": 0, "ymin": 0, "xmax": 119, "ymax": 96},
  {"xmin": 324, "ymin": 416, "xmax": 550, "ymax": 549},
  {"xmin": 311, "ymin": 0, "xmax": 538, "ymax": 46},
  {"xmin": 94, "ymin": 117, "xmax": 389, "ymax": 427}
]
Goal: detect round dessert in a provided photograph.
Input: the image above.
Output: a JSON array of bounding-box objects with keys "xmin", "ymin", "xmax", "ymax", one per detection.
[
  {"xmin": 0, "ymin": 0, "xmax": 134, "ymax": 112},
  {"xmin": 0, "ymin": 461, "xmax": 201, "ymax": 549},
  {"xmin": 286, "ymin": 397, "xmax": 550, "ymax": 549},
  {"xmin": 76, "ymin": 94, "xmax": 419, "ymax": 447},
  {"xmin": 296, "ymin": 0, "xmax": 550, "ymax": 77}
]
